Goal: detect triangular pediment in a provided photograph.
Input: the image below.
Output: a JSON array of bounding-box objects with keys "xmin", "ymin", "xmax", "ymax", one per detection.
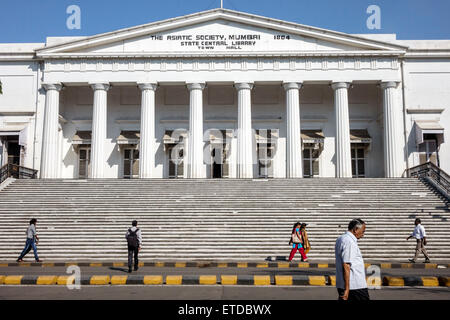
[{"xmin": 36, "ymin": 9, "xmax": 407, "ymax": 57}]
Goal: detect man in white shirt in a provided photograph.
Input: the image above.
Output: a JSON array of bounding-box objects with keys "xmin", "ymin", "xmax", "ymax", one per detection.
[
  {"xmin": 335, "ymin": 219, "xmax": 369, "ymax": 301},
  {"xmin": 407, "ymin": 218, "xmax": 430, "ymax": 263}
]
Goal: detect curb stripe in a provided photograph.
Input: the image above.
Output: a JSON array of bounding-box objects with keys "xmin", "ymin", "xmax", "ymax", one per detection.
[
  {"xmin": 421, "ymin": 277, "xmax": 439, "ymax": 287},
  {"xmin": 254, "ymin": 275, "xmax": 271, "ymax": 285},
  {"xmin": 0, "ymin": 274, "xmax": 446, "ymax": 287},
  {"xmin": 5, "ymin": 275, "xmax": 23, "ymax": 285},
  {"xmin": 0, "ymin": 262, "xmax": 445, "ymax": 269},
  {"xmin": 56, "ymin": 276, "xmax": 74, "ymax": 285},
  {"xmin": 308, "ymin": 276, "xmax": 327, "ymax": 286},
  {"xmin": 111, "ymin": 276, "xmax": 127, "ymax": 285},
  {"xmin": 199, "ymin": 275, "xmax": 217, "ymax": 285},
  {"xmin": 90, "ymin": 275, "xmax": 110, "ymax": 285},
  {"xmin": 221, "ymin": 275, "xmax": 237, "ymax": 285},
  {"xmin": 166, "ymin": 275, "xmax": 182, "ymax": 285},
  {"xmin": 143, "ymin": 275, "xmax": 163, "ymax": 285},
  {"xmin": 36, "ymin": 276, "xmax": 57, "ymax": 285},
  {"xmin": 275, "ymin": 275, "xmax": 292, "ymax": 286}
]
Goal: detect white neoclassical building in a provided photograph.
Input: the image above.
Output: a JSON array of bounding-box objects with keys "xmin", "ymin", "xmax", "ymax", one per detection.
[{"xmin": 0, "ymin": 9, "xmax": 448, "ymax": 179}]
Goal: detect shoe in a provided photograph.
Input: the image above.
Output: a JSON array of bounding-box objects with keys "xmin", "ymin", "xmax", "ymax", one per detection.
[
  {"xmin": 128, "ymin": 269, "xmax": 132, "ymax": 273},
  {"xmin": 16, "ymin": 258, "xmax": 23, "ymax": 262},
  {"xmin": 35, "ymin": 260, "xmax": 42, "ymax": 263},
  {"xmin": 303, "ymin": 259, "xmax": 308, "ymax": 262},
  {"xmin": 408, "ymin": 259, "xmax": 416, "ymax": 263},
  {"xmin": 134, "ymin": 266, "xmax": 139, "ymax": 271},
  {"xmin": 424, "ymin": 259, "xmax": 431, "ymax": 263}
]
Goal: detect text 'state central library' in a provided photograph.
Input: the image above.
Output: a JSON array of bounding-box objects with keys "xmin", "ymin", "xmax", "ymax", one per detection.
[{"xmin": 0, "ymin": 9, "xmax": 448, "ymax": 180}]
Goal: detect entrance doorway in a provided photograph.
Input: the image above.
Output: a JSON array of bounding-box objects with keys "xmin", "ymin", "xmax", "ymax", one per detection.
[
  {"xmin": 123, "ymin": 148, "xmax": 139, "ymax": 179},
  {"xmin": 78, "ymin": 147, "xmax": 91, "ymax": 179},
  {"xmin": 351, "ymin": 145, "xmax": 366, "ymax": 178},
  {"xmin": 210, "ymin": 143, "xmax": 230, "ymax": 178},
  {"xmin": 0, "ymin": 136, "xmax": 20, "ymax": 166}
]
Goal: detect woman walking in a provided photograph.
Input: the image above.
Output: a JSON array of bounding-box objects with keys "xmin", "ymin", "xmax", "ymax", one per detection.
[
  {"xmin": 300, "ymin": 223, "xmax": 311, "ymax": 255},
  {"xmin": 288, "ymin": 222, "xmax": 308, "ymax": 262}
]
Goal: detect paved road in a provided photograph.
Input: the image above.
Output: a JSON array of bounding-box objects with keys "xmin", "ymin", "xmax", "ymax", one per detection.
[{"xmin": 0, "ymin": 285, "xmax": 449, "ymax": 300}]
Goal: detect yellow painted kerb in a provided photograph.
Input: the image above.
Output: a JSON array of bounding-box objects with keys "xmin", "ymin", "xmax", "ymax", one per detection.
[
  {"xmin": 56, "ymin": 276, "xmax": 74, "ymax": 285},
  {"xmin": 111, "ymin": 276, "xmax": 128, "ymax": 285},
  {"xmin": 90, "ymin": 275, "xmax": 110, "ymax": 285},
  {"xmin": 275, "ymin": 275, "xmax": 292, "ymax": 286},
  {"xmin": 254, "ymin": 275, "xmax": 271, "ymax": 286},
  {"xmin": 37, "ymin": 276, "xmax": 58, "ymax": 285},
  {"xmin": 309, "ymin": 276, "xmax": 326, "ymax": 286},
  {"xmin": 5, "ymin": 276, "xmax": 23, "ymax": 285},
  {"xmin": 277, "ymin": 263, "xmax": 290, "ymax": 268},
  {"xmin": 166, "ymin": 275, "xmax": 182, "ymax": 285},
  {"xmin": 143, "ymin": 275, "xmax": 163, "ymax": 285},
  {"xmin": 0, "ymin": 275, "xmax": 5, "ymax": 284},
  {"xmin": 221, "ymin": 275, "xmax": 237, "ymax": 285},
  {"xmin": 199, "ymin": 275, "xmax": 217, "ymax": 285},
  {"xmin": 384, "ymin": 276, "xmax": 404, "ymax": 286},
  {"xmin": 421, "ymin": 277, "xmax": 439, "ymax": 287}
]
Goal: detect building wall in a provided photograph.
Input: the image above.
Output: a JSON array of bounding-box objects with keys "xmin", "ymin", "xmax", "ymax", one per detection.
[
  {"xmin": 403, "ymin": 58, "xmax": 450, "ymax": 173},
  {"xmin": 0, "ymin": 60, "xmax": 44, "ymax": 169}
]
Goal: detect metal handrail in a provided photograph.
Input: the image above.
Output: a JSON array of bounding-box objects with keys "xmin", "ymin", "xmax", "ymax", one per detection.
[
  {"xmin": 406, "ymin": 162, "xmax": 450, "ymax": 200},
  {"xmin": 0, "ymin": 164, "xmax": 38, "ymax": 184}
]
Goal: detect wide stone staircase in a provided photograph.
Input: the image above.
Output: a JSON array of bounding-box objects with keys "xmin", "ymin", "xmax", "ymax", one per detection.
[{"xmin": 0, "ymin": 178, "xmax": 449, "ymax": 261}]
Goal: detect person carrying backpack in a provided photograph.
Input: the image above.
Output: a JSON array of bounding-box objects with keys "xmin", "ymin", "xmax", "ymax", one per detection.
[{"xmin": 125, "ymin": 220, "xmax": 142, "ymax": 273}]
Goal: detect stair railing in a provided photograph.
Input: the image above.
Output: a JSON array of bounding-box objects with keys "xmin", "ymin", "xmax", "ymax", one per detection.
[
  {"xmin": 0, "ymin": 164, "xmax": 38, "ymax": 184},
  {"xmin": 406, "ymin": 162, "xmax": 450, "ymax": 201}
]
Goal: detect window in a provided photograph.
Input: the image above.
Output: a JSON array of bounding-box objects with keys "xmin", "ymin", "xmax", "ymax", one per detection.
[
  {"xmin": 124, "ymin": 149, "xmax": 139, "ymax": 179},
  {"xmin": 303, "ymin": 146, "xmax": 320, "ymax": 178},
  {"xmin": 351, "ymin": 145, "xmax": 365, "ymax": 178}
]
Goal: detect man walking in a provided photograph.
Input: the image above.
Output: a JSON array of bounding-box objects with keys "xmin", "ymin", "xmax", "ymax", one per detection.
[
  {"xmin": 407, "ymin": 218, "xmax": 430, "ymax": 263},
  {"xmin": 335, "ymin": 219, "xmax": 369, "ymax": 301},
  {"xmin": 125, "ymin": 220, "xmax": 142, "ymax": 273},
  {"xmin": 17, "ymin": 218, "xmax": 42, "ymax": 262}
]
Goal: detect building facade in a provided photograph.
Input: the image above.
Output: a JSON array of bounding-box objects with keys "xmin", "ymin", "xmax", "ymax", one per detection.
[{"xmin": 0, "ymin": 9, "xmax": 448, "ymax": 179}]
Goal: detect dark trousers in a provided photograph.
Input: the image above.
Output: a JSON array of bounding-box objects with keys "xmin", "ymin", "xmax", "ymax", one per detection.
[
  {"xmin": 128, "ymin": 246, "xmax": 139, "ymax": 270},
  {"xmin": 18, "ymin": 238, "xmax": 39, "ymax": 261},
  {"xmin": 337, "ymin": 288, "xmax": 370, "ymax": 301}
]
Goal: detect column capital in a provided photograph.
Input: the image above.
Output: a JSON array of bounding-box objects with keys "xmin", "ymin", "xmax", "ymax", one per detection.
[
  {"xmin": 234, "ymin": 82, "xmax": 254, "ymax": 91},
  {"xmin": 283, "ymin": 82, "xmax": 303, "ymax": 91},
  {"xmin": 138, "ymin": 83, "xmax": 158, "ymax": 91},
  {"xmin": 186, "ymin": 82, "xmax": 206, "ymax": 91},
  {"xmin": 331, "ymin": 82, "xmax": 351, "ymax": 90},
  {"xmin": 89, "ymin": 82, "xmax": 110, "ymax": 91},
  {"xmin": 380, "ymin": 81, "xmax": 399, "ymax": 89},
  {"xmin": 42, "ymin": 83, "xmax": 62, "ymax": 91}
]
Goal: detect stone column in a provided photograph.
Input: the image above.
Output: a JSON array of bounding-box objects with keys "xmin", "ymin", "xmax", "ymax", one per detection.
[
  {"xmin": 235, "ymin": 82, "xmax": 254, "ymax": 179},
  {"xmin": 284, "ymin": 82, "xmax": 303, "ymax": 178},
  {"xmin": 332, "ymin": 82, "xmax": 352, "ymax": 178},
  {"xmin": 90, "ymin": 83, "xmax": 110, "ymax": 179},
  {"xmin": 41, "ymin": 83, "xmax": 62, "ymax": 179},
  {"xmin": 186, "ymin": 83, "xmax": 206, "ymax": 178},
  {"xmin": 138, "ymin": 83, "xmax": 158, "ymax": 178},
  {"xmin": 381, "ymin": 81, "xmax": 403, "ymax": 177}
]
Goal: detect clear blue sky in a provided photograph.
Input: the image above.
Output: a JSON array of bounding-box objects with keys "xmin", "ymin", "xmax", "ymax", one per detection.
[{"xmin": 1, "ymin": 0, "xmax": 449, "ymax": 43}]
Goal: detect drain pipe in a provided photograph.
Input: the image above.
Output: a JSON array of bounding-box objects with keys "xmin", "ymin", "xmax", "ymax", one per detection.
[{"xmin": 400, "ymin": 59, "xmax": 410, "ymax": 176}]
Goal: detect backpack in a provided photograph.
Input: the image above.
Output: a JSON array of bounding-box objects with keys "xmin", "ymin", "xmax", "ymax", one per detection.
[{"xmin": 126, "ymin": 228, "xmax": 139, "ymax": 248}]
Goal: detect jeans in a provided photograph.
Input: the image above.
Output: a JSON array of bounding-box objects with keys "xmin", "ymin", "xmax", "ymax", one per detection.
[
  {"xmin": 128, "ymin": 246, "xmax": 139, "ymax": 270},
  {"xmin": 18, "ymin": 238, "xmax": 39, "ymax": 261}
]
